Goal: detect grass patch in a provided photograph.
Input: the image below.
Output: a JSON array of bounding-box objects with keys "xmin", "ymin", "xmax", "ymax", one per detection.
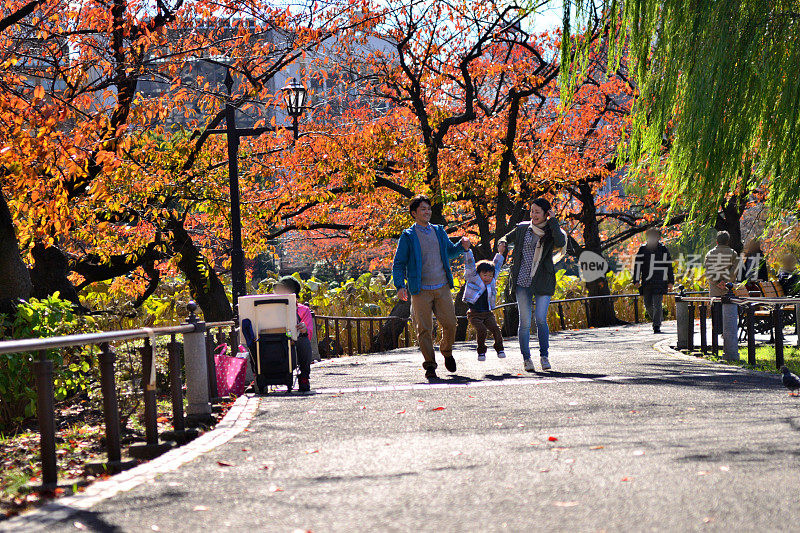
[
  {"xmin": 683, "ymin": 345, "xmax": 800, "ymax": 375},
  {"xmin": 736, "ymin": 345, "xmax": 800, "ymax": 374}
]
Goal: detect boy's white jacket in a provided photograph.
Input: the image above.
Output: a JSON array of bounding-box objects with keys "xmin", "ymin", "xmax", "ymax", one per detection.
[{"xmin": 462, "ymin": 249, "xmax": 504, "ymax": 310}]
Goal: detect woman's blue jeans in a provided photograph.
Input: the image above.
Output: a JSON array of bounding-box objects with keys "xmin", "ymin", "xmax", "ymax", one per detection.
[{"xmin": 516, "ymin": 285, "xmax": 551, "ymax": 360}]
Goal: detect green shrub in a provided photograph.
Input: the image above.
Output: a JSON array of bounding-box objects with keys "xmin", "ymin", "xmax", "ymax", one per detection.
[{"xmin": 0, "ymin": 294, "xmax": 97, "ymax": 431}]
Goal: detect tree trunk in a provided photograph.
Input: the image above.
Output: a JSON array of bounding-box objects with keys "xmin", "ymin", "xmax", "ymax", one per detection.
[
  {"xmin": 714, "ymin": 194, "xmax": 747, "ymax": 253},
  {"xmin": 29, "ymin": 243, "xmax": 84, "ymax": 308},
  {"xmin": 370, "ymin": 300, "xmax": 411, "ymax": 352},
  {"xmin": 168, "ymin": 219, "xmax": 233, "ymax": 321},
  {"xmin": 501, "ymin": 280, "xmax": 518, "ymax": 337},
  {"xmin": 454, "ymin": 285, "xmax": 469, "ymax": 342},
  {"xmin": 0, "ymin": 192, "xmax": 31, "ymax": 313},
  {"xmin": 577, "ymin": 182, "xmax": 620, "ymax": 327}
]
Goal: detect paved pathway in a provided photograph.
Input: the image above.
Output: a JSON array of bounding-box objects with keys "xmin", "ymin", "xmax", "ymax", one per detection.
[{"xmin": 14, "ymin": 322, "xmax": 800, "ymax": 532}]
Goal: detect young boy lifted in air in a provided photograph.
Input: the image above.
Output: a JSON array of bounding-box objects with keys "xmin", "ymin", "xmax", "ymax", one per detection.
[{"xmin": 463, "ymin": 241, "xmax": 507, "ymax": 361}]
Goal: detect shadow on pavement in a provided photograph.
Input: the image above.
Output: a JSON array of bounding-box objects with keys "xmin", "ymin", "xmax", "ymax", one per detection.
[
  {"xmin": 423, "ymin": 374, "xmax": 482, "ymax": 384},
  {"xmin": 51, "ymin": 509, "xmax": 125, "ymax": 532},
  {"xmin": 300, "ymin": 463, "xmax": 479, "ymax": 486},
  {"xmin": 541, "ymin": 371, "xmax": 608, "ymax": 379}
]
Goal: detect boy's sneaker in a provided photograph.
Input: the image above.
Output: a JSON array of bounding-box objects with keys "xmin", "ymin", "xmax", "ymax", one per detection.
[
  {"xmin": 477, "ymin": 353, "xmax": 486, "ymax": 362},
  {"xmin": 523, "ymin": 358, "xmax": 535, "ymax": 372},
  {"xmin": 298, "ymin": 377, "xmax": 311, "ymax": 392},
  {"xmin": 425, "ymin": 367, "xmax": 438, "ymax": 380},
  {"xmin": 540, "ymin": 356, "xmax": 552, "ymax": 371},
  {"xmin": 444, "ymin": 356, "xmax": 457, "ymax": 372},
  {"xmin": 497, "ymin": 350, "xmax": 506, "ymax": 359}
]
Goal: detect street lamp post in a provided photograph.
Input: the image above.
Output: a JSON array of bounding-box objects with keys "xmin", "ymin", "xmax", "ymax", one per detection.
[{"xmin": 206, "ymin": 69, "xmax": 307, "ymax": 312}]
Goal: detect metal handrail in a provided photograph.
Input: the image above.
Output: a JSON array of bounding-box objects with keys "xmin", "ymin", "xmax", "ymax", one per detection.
[
  {"xmin": 314, "ymin": 290, "xmax": 707, "ymax": 319},
  {"xmin": 0, "ymin": 324, "xmax": 197, "ymax": 355},
  {"xmin": 206, "ymin": 320, "xmax": 236, "ymax": 328},
  {"xmin": 0, "ymin": 301, "xmax": 233, "ymax": 492}
]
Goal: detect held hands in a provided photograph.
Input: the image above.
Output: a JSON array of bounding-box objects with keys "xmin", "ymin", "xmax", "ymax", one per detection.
[
  {"xmin": 397, "ymin": 287, "xmax": 409, "ymax": 301},
  {"xmin": 461, "ymin": 237, "xmax": 472, "ymax": 251},
  {"xmin": 497, "ymin": 241, "xmax": 507, "ymax": 255},
  {"xmin": 297, "ymin": 322, "xmax": 308, "ymax": 335},
  {"xmin": 547, "ymin": 209, "xmax": 555, "ymax": 219}
]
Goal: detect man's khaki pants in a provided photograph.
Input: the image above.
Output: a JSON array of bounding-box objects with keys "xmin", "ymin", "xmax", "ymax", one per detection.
[{"xmin": 410, "ymin": 286, "xmax": 457, "ymax": 370}]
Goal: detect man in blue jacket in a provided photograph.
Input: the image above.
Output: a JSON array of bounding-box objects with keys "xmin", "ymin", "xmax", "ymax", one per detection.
[{"xmin": 393, "ymin": 195, "xmax": 471, "ymax": 380}]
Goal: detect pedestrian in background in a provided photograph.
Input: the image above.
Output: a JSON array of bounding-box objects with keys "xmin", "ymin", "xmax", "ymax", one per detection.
[
  {"xmin": 633, "ymin": 228, "xmax": 674, "ymax": 334},
  {"xmin": 740, "ymin": 237, "xmax": 769, "ymax": 291},
  {"xmin": 703, "ymin": 231, "xmax": 739, "ymax": 333},
  {"xmin": 778, "ymin": 253, "xmax": 800, "ymax": 296}
]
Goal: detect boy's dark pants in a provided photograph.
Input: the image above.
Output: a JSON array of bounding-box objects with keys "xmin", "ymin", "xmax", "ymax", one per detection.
[{"xmin": 468, "ymin": 310, "xmax": 504, "ymax": 354}]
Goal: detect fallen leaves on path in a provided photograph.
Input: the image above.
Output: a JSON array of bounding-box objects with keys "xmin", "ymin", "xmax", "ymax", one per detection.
[
  {"xmin": 432, "ymin": 407, "xmax": 446, "ymax": 411},
  {"xmin": 621, "ymin": 477, "xmax": 632, "ymax": 482},
  {"xmin": 269, "ymin": 485, "xmax": 284, "ymax": 493},
  {"xmin": 216, "ymin": 461, "xmax": 235, "ymax": 467},
  {"xmin": 193, "ymin": 505, "xmax": 208, "ymax": 511},
  {"xmin": 719, "ymin": 465, "xmax": 730, "ymax": 472},
  {"xmin": 395, "ymin": 410, "xmax": 406, "ymax": 414},
  {"xmin": 548, "ymin": 436, "xmax": 558, "ymax": 442},
  {"xmin": 73, "ymin": 522, "xmax": 88, "ymax": 530},
  {"xmin": 304, "ymin": 449, "xmax": 320, "ymax": 454},
  {"xmin": 632, "ymin": 450, "xmax": 644, "ymax": 456},
  {"xmin": 590, "ymin": 445, "xmax": 604, "ymax": 450}
]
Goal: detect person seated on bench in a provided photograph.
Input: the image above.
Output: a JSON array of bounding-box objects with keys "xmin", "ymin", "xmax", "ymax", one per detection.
[
  {"xmin": 778, "ymin": 253, "xmax": 800, "ymax": 296},
  {"xmin": 273, "ymin": 276, "xmax": 314, "ymax": 392}
]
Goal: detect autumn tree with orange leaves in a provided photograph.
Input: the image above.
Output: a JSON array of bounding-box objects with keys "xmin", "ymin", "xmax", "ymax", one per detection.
[
  {"xmin": 0, "ymin": 0, "xmax": 375, "ymax": 318},
  {"xmin": 254, "ymin": 2, "xmax": 680, "ymax": 328}
]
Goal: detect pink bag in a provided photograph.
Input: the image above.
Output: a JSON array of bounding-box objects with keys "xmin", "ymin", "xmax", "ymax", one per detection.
[{"xmin": 215, "ymin": 344, "xmax": 247, "ymax": 397}]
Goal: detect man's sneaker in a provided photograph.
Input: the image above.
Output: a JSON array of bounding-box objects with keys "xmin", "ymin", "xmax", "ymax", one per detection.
[
  {"xmin": 477, "ymin": 353, "xmax": 486, "ymax": 362},
  {"xmin": 523, "ymin": 358, "xmax": 535, "ymax": 372},
  {"xmin": 540, "ymin": 356, "xmax": 552, "ymax": 371},
  {"xmin": 444, "ymin": 356, "xmax": 457, "ymax": 372},
  {"xmin": 425, "ymin": 367, "xmax": 438, "ymax": 380},
  {"xmin": 298, "ymin": 376, "xmax": 311, "ymax": 393},
  {"xmin": 497, "ymin": 350, "xmax": 506, "ymax": 359}
]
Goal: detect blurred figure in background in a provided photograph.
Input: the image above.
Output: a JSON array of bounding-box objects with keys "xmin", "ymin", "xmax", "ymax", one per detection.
[
  {"xmin": 778, "ymin": 253, "xmax": 800, "ymax": 296},
  {"xmin": 633, "ymin": 228, "xmax": 674, "ymax": 334},
  {"xmin": 704, "ymin": 231, "xmax": 740, "ymax": 334},
  {"xmin": 740, "ymin": 237, "xmax": 769, "ymax": 291}
]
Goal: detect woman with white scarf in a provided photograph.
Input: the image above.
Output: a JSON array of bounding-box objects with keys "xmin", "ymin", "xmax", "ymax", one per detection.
[{"xmin": 499, "ymin": 198, "xmax": 566, "ymax": 372}]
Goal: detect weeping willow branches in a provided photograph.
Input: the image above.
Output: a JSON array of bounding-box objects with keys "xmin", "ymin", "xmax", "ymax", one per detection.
[{"xmin": 560, "ymin": 0, "xmax": 800, "ymax": 220}]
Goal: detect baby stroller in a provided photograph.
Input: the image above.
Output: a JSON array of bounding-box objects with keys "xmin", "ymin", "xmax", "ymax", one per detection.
[{"xmin": 239, "ymin": 294, "xmax": 299, "ymax": 393}]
